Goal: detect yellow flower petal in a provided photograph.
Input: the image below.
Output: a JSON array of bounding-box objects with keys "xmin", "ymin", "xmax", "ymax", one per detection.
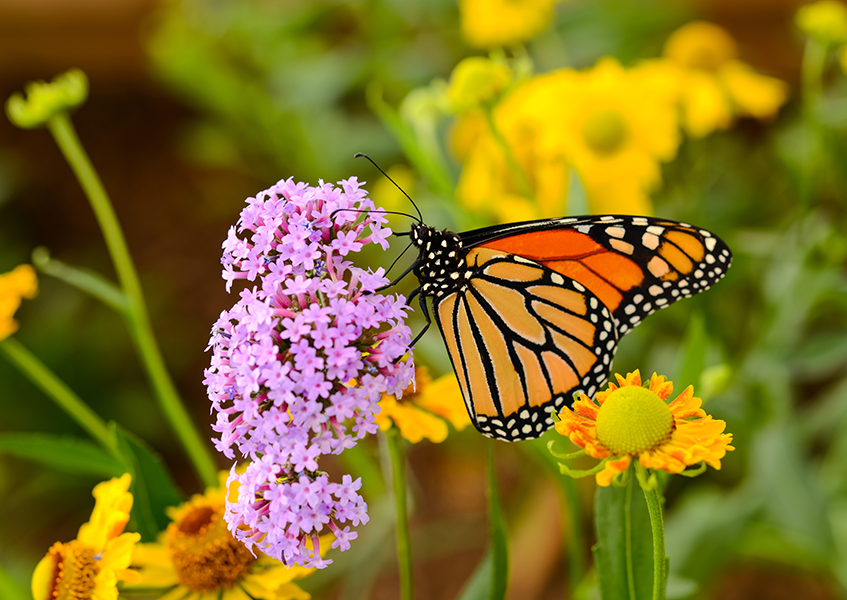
[
  {"xmin": 77, "ymin": 473, "xmax": 133, "ymax": 551},
  {"xmin": 719, "ymin": 60, "xmax": 789, "ymax": 120},
  {"xmin": 448, "ymin": 57, "xmax": 512, "ymax": 111},
  {"xmin": 414, "ymin": 373, "xmax": 471, "ymax": 432},
  {"xmin": 459, "ymin": 0, "xmax": 559, "ymax": 48},
  {"xmin": 796, "ymin": 0, "xmax": 847, "ymax": 45},
  {"xmin": 0, "ymin": 264, "xmax": 38, "ymax": 341}
]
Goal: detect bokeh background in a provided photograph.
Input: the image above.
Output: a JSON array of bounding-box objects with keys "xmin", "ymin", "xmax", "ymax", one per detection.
[{"xmin": 3, "ymin": 0, "xmax": 847, "ymax": 598}]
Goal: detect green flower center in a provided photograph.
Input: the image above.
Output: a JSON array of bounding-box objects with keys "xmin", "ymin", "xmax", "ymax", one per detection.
[
  {"xmin": 581, "ymin": 108, "xmax": 628, "ymax": 155},
  {"xmin": 595, "ymin": 386, "xmax": 674, "ymax": 455}
]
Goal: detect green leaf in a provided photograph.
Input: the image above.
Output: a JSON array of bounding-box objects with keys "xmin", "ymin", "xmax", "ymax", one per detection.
[
  {"xmin": 0, "ymin": 562, "xmax": 29, "ymax": 600},
  {"xmin": 457, "ymin": 548, "xmax": 495, "ymax": 600},
  {"xmin": 594, "ymin": 475, "xmax": 654, "ymax": 600},
  {"xmin": 676, "ymin": 311, "xmax": 708, "ymax": 393},
  {"xmin": 113, "ymin": 425, "xmax": 184, "ymax": 542},
  {"xmin": 459, "ymin": 442, "xmax": 510, "ymax": 600},
  {"xmin": 750, "ymin": 422, "xmax": 834, "ymax": 557},
  {"xmin": 0, "ymin": 432, "xmax": 125, "ymax": 477}
]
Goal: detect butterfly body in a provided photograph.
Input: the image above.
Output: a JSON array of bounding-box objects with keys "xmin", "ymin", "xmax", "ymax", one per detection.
[{"xmin": 406, "ymin": 215, "xmax": 731, "ymax": 442}]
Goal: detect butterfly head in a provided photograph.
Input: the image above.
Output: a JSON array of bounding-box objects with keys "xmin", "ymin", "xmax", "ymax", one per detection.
[{"xmin": 410, "ymin": 223, "xmax": 466, "ymax": 295}]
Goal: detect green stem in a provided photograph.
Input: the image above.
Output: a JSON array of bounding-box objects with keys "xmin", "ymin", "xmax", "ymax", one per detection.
[
  {"xmin": 482, "ymin": 105, "xmax": 535, "ymax": 200},
  {"xmin": 0, "ymin": 337, "xmax": 116, "ymax": 454},
  {"xmin": 800, "ymin": 38, "xmax": 828, "ymax": 208},
  {"xmin": 801, "ymin": 38, "xmax": 827, "ymax": 113},
  {"xmin": 624, "ymin": 473, "xmax": 637, "ymax": 600},
  {"xmin": 46, "ymin": 113, "xmax": 218, "ymax": 488},
  {"xmin": 560, "ymin": 475, "xmax": 585, "ymax": 596},
  {"xmin": 642, "ymin": 479, "xmax": 667, "ymax": 600},
  {"xmin": 387, "ymin": 427, "xmax": 414, "ymax": 600}
]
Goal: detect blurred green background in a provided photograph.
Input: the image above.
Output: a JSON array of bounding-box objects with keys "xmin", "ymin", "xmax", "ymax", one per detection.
[{"xmin": 3, "ymin": 0, "xmax": 847, "ymax": 599}]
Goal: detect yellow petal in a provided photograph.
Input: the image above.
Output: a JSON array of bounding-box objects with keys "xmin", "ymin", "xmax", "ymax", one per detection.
[
  {"xmin": 414, "ymin": 373, "xmax": 471, "ymax": 432},
  {"xmin": 719, "ymin": 61, "xmax": 788, "ymax": 120},
  {"xmin": 77, "ymin": 473, "xmax": 133, "ymax": 550}
]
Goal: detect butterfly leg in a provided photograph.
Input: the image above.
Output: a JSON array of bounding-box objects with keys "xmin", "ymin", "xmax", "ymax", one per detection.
[
  {"xmin": 374, "ymin": 259, "xmax": 420, "ymax": 293},
  {"xmin": 405, "ymin": 287, "xmax": 431, "ymax": 349}
]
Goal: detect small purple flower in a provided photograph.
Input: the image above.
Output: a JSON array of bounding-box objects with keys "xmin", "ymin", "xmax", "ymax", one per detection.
[{"xmin": 206, "ymin": 177, "xmax": 414, "ymax": 566}]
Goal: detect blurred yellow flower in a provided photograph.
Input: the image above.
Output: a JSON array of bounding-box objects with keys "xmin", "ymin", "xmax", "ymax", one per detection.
[
  {"xmin": 453, "ymin": 80, "xmax": 570, "ymax": 222},
  {"xmin": 540, "ymin": 58, "xmax": 680, "ymax": 215},
  {"xmin": 796, "ymin": 0, "xmax": 847, "ymax": 45},
  {"xmin": 376, "ymin": 366, "xmax": 470, "ymax": 443},
  {"xmin": 0, "ymin": 264, "xmax": 38, "ymax": 340},
  {"xmin": 448, "ymin": 57, "xmax": 512, "ymax": 112},
  {"xmin": 32, "ymin": 474, "xmax": 141, "ymax": 600},
  {"xmin": 555, "ymin": 371, "xmax": 734, "ymax": 487},
  {"xmin": 459, "ymin": 0, "xmax": 560, "ymax": 48},
  {"xmin": 131, "ymin": 472, "xmax": 319, "ymax": 600},
  {"xmin": 657, "ymin": 21, "xmax": 788, "ymax": 137}
]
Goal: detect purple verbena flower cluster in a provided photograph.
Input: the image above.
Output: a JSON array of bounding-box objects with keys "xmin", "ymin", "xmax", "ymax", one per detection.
[{"xmin": 204, "ymin": 177, "xmax": 414, "ymax": 567}]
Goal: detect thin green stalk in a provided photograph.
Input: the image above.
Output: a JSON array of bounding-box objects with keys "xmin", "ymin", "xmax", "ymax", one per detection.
[
  {"xmin": 482, "ymin": 105, "xmax": 535, "ymax": 200},
  {"xmin": 624, "ymin": 474, "xmax": 637, "ymax": 600},
  {"xmin": 46, "ymin": 113, "xmax": 217, "ymax": 488},
  {"xmin": 387, "ymin": 427, "xmax": 414, "ymax": 600},
  {"xmin": 560, "ymin": 475, "xmax": 585, "ymax": 596},
  {"xmin": 642, "ymin": 483, "xmax": 667, "ymax": 600},
  {"xmin": 0, "ymin": 337, "xmax": 116, "ymax": 454},
  {"xmin": 802, "ymin": 38, "xmax": 828, "ymax": 113},
  {"xmin": 800, "ymin": 38, "xmax": 828, "ymax": 208}
]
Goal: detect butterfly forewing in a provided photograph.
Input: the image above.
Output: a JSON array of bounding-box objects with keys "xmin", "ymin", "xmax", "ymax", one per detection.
[{"xmin": 470, "ymin": 215, "xmax": 732, "ymax": 338}]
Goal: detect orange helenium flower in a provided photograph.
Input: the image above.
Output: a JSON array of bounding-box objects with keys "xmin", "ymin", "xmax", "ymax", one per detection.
[{"xmin": 555, "ymin": 370, "xmax": 734, "ymax": 486}]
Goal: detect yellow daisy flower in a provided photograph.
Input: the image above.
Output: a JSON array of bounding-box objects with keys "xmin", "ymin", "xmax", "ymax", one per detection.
[
  {"xmin": 657, "ymin": 21, "xmax": 788, "ymax": 138},
  {"xmin": 539, "ymin": 59, "xmax": 680, "ymax": 215},
  {"xmin": 452, "ymin": 79, "xmax": 570, "ymax": 223},
  {"xmin": 447, "ymin": 56, "xmax": 512, "ymax": 112},
  {"xmin": 459, "ymin": 0, "xmax": 560, "ymax": 49},
  {"xmin": 796, "ymin": 0, "xmax": 847, "ymax": 46},
  {"xmin": 0, "ymin": 264, "xmax": 38, "ymax": 340},
  {"xmin": 376, "ymin": 367, "xmax": 470, "ymax": 444},
  {"xmin": 31, "ymin": 474, "xmax": 141, "ymax": 600},
  {"xmin": 555, "ymin": 370, "xmax": 734, "ymax": 487},
  {"xmin": 130, "ymin": 472, "xmax": 322, "ymax": 600}
]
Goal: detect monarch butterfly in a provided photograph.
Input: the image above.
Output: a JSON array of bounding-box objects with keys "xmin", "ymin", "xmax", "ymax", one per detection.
[{"xmin": 361, "ymin": 158, "xmax": 732, "ymax": 442}]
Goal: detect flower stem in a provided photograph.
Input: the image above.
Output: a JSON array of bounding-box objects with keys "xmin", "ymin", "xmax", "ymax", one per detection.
[
  {"xmin": 623, "ymin": 473, "xmax": 637, "ymax": 600},
  {"xmin": 45, "ymin": 113, "xmax": 218, "ymax": 488},
  {"xmin": 387, "ymin": 426, "xmax": 414, "ymax": 600},
  {"xmin": 482, "ymin": 105, "xmax": 535, "ymax": 200},
  {"xmin": 0, "ymin": 337, "xmax": 116, "ymax": 454},
  {"xmin": 642, "ymin": 479, "xmax": 667, "ymax": 600},
  {"xmin": 560, "ymin": 475, "xmax": 585, "ymax": 596}
]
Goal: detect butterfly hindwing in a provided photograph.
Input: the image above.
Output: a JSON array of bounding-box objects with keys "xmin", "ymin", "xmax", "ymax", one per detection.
[{"xmin": 431, "ymin": 249, "xmax": 619, "ymax": 441}]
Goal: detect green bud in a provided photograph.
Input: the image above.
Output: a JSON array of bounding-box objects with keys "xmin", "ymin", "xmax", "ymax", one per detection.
[{"xmin": 6, "ymin": 69, "xmax": 88, "ymax": 129}]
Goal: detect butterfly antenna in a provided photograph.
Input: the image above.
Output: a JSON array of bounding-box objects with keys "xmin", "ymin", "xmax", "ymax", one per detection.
[
  {"xmin": 329, "ymin": 207, "xmax": 420, "ymax": 222},
  {"xmin": 354, "ymin": 153, "xmax": 423, "ymax": 223}
]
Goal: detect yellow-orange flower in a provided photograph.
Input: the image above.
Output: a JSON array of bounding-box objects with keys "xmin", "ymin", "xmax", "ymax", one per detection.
[
  {"xmin": 459, "ymin": 0, "xmax": 560, "ymax": 48},
  {"xmin": 653, "ymin": 21, "xmax": 788, "ymax": 138},
  {"xmin": 376, "ymin": 367, "xmax": 470, "ymax": 443},
  {"xmin": 555, "ymin": 370, "xmax": 734, "ymax": 487},
  {"xmin": 539, "ymin": 59, "xmax": 680, "ymax": 215},
  {"xmin": 31, "ymin": 474, "xmax": 141, "ymax": 600},
  {"xmin": 130, "ymin": 472, "xmax": 320, "ymax": 600},
  {"xmin": 448, "ymin": 57, "xmax": 512, "ymax": 112},
  {"xmin": 0, "ymin": 264, "xmax": 38, "ymax": 340},
  {"xmin": 796, "ymin": 0, "xmax": 847, "ymax": 46}
]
